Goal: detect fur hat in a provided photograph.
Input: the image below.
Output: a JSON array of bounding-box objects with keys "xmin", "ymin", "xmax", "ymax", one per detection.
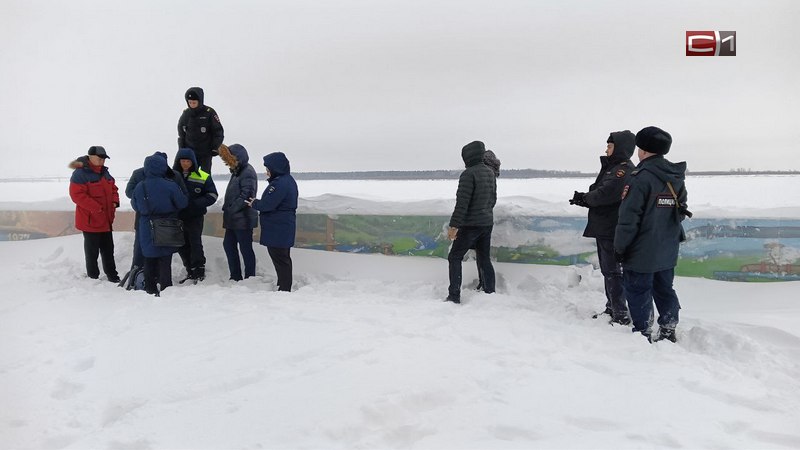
[
  {"xmin": 635, "ymin": 126, "xmax": 672, "ymax": 155},
  {"xmin": 88, "ymin": 146, "xmax": 110, "ymax": 159}
]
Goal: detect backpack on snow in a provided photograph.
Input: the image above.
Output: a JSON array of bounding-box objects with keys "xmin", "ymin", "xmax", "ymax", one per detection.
[{"xmin": 118, "ymin": 265, "xmax": 146, "ymax": 291}]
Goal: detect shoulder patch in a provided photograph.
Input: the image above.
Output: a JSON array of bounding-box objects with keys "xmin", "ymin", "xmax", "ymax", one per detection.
[
  {"xmin": 268, "ymin": 185, "xmax": 276, "ymax": 194},
  {"xmin": 621, "ymin": 185, "xmax": 630, "ymax": 200},
  {"xmin": 615, "ymin": 169, "xmax": 626, "ymax": 178}
]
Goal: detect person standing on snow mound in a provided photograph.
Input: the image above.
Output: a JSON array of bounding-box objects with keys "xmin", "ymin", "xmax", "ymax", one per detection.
[
  {"xmin": 173, "ymin": 148, "xmax": 218, "ymax": 283},
  {"xmin": 219, "ymin": 144, "xmax": 259, "ymax": 281},
  {"xmin": 177, "ymin": 87, "xmax": 224, "ymax": 174},
  {"xmin": 245, "ymin": 152, "xmax": 298, "ymax": 292},
  {"xmin": 68, "ymin": 146, "xmax": 120, "ymax": 282},
  {"xmin": 474, "ymin": 149, "xmax": 500, "ymax": 292},
  {"xmin": 445, "ymin": 140, "xmax": 497, "ymax": 304},
  {"xmin": 614, "ymin": 126, "xmax": 691, "ymax": 343},
  {"xmin": 570, "ymin": 131, "xmax": 635, "ymax": 326},
  {"xmin": 131, "ymin": 154, "xmax": 189, "ymax": 295}
]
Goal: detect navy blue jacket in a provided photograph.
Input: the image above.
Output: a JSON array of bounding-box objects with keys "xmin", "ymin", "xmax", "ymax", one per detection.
[
  {"xmin": 172, "ymin": 148, "xmax": 218, "ymax": 218},
  {"xmin": 614, "ymin": 155, "xmax": 688, "ymax": 273},
  {"xmin": 582, "ymin": 130, "xmax": 635, "ymax": 239},
  {"xmin": 125, "ymin": 152, "xmax": 187, "ymax": 200},
  {"xmin": 131, "ymin": 155, "xmax": 189, "ymax": 258},
  {"xmin": 222, "ymin": 144, "xmax": 259, "ymax": 230},
  {"xmin": 252, "ymin": 152, "xmax": 298, "ymax": 248}
]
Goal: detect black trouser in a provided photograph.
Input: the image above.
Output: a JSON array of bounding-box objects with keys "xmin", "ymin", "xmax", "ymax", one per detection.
[
  {"xmin": 196, "ymin": 153, "xmax": 214, "ymax": 174},
  {"xmin": 178, "ymin": 215, "xmax": 206, "ymax": 274},
  {"xmin": 132, "ymin": 212, "xmax": 144, "ymax": 268},
  {"xmin": 143, "ymin": 255, "xmax": 173, "ymax": 294},
  {"xmin": 267, "ymin": 247, "xmax": 292, "ymax": 292},
  {"xmin": 448, "ymin": 225, "xmax": 495, "ymax": 299},
  {"xmin": 83, "ymin": 231, "xmax": 118, "ymax": 280},
  {"xmin": 596, "ymin": 238, "xmax": 627, "ymax": 319}
]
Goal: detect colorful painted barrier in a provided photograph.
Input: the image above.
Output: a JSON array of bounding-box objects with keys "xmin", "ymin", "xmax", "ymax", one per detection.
[{"xmin": 2, "ymin": 211, "xmax": 799, "ymax": 281}]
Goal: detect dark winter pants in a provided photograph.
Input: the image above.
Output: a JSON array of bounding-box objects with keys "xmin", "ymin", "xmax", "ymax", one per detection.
[
  {"xmin": 131, "ymin": 212, "xmax": 144, "ymax": 269},
  {"xmin": 197, "ymin": 153, "xmax": 214, "ymax": 175},
  {"xmin": 223, "ymin": 229, "xmax": 256, "ymax": 281},
  {"xmin": 143, "ymin": 255, "xmax": 173, "ymax": 295},
  {"xmin": 448, "ymin": 226, "xmax": 495, "ymax": 299},
  {"xmin": 82, "ymin": 231, "xmax": 118, "ymax": 280},
  {"xmin": 267, "ymin": 246, "xmax": 293, "ymax": 292},
  {"xmin": 623, "ymin": 268, "xmax": 681, "ymax": 334},
  {"xmin": 596, "ymin": 238, "xmax": 628, "ymax": 319},
  {"xmin": 178, "ymin": 215, "xmax": 206, "ymax": 276}
]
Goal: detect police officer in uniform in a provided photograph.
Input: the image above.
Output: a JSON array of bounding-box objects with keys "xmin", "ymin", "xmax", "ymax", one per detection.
[
  {"xmin": 177, "ymin": 87, "xmax": 224, "ymax": 173},
  {"xmin": 614, "ymin": 126, "xmax": 690, "ymax": 343},
  {"xmin": 570, "ymin": 131, "xmax": 635, "ymax": 325}
]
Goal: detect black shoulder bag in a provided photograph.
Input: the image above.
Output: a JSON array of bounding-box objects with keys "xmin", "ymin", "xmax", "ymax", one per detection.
[{"xmin": 143, "ymin": 182, "xmax": 185, "ymax": 247}]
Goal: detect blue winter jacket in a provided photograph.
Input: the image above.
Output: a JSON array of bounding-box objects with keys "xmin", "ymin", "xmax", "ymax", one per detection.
[
  {"xmin": 252, "ymin": 152, "xmax": 298, "ymax": 248},
  {"xmin": 222, "ymin": 144, "xmax": 259, "ymax": 230},
  {"xmin": 131, "ymin": 155, "xmax": 189, "ymax": 257},
  {"xmin": 172, "ymin": 147, "xmax": 218, "ymax": 218}
]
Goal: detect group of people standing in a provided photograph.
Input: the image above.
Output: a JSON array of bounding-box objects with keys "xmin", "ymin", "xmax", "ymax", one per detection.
[
  {"xmin": 68, "ymin": 87, "xmax": 299, "ymax": 295},
  {"xmin": 69, "ymin": 93, "xmax": 689, "ymax": 343},
  {"xmin": 569, "ymin": 126, "xmax": 690, "ymax": 343}
]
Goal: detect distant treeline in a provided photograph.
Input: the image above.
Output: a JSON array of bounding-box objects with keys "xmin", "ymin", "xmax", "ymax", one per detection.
[{"xmin": 2, "ymin": 169, "xmax": 798, "ymax": 183}]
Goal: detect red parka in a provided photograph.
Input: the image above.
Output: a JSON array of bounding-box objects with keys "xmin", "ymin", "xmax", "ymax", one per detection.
[{"xmin": 69, "ymin": 156, "xmax": 119, "ymax": 232}]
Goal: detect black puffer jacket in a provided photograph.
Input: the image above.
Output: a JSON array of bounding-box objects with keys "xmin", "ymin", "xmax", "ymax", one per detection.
[
  {"xmin": 614, "ymin": 155, "xmax": 688, "ymax": 273},
  {"xmin": 449, "ymin": 142, "xmax": 497, "ymax": 228},
  {"xmin": 582, "ymin": 130, "xmax": 635, "ymax": 238},
  {"xmin": 177, "ymin": 87, "xmax": 224, "ymax": 158}
]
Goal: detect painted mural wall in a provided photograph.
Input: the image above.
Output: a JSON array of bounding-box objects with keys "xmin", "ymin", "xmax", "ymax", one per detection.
[{"xmin": 2, "ymin": 211, "xmax": 799, "ymax": 282}]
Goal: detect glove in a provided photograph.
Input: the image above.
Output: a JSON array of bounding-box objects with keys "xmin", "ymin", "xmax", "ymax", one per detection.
[
  {"xmin": 614, "ymin": 251, "xmax": 626, "ymax": 264},
  {"xmin": 569, "ymin": 191, "xmax": 588, "ymax": 207}
]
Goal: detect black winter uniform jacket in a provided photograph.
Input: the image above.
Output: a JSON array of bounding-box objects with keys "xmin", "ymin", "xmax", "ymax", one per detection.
[
  {"xmin": 614, "ymin": 155, "xmax": 688, "ymax": 273},
  {"xmin": 582, "ymin": 130, "xmax": 635, "ymax": 239},
  {"xmin": 177, "ymin": 87, "xmax": 224, "ymax": 158},
  {"xmin": 449, "ymin": 144, "xmax": 497, "ymax": 228}
]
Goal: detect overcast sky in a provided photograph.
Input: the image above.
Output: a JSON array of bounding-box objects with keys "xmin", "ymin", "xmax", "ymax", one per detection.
[{"xmin": 2, "ymin": 0, "xmax": 799, "ymax": 178}]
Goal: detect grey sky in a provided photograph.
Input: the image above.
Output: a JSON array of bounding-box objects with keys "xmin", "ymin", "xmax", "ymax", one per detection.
[{"xmin": 2, "ymin": 0, "xmax": 798, "ymax": 178}]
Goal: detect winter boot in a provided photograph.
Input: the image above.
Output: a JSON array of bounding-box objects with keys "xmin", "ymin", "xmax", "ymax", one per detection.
[
  {"xmin": 610, "ymin": 313, "xmax": 632, "ymax": 326},
  {"xmin": 592, "ymin": 308, "xmax": 613, "ymax": 319},
  {"xmin": 193, "ymin": 266, "xmax": 205, "ymax": 282},
  {"xmin": 653, "ymin": 327, "xmax": 677, "ymax": 343},
  {"xmin": 445, "ymin": 295, "xmax": 461, "ymax": 304}
]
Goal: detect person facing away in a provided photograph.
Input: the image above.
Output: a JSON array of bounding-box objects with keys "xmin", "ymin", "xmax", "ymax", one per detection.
[
  {"xmin": 177, "ymin": 87, "xmax": 224, "ymax": 174},
  {"xmin": 219, "ymin": 144, "xmax": 259, "ymax": 281},
  {"xmin": 125, "ymin": 152, "xmax": 187, "ymax": 282},
  {"xmin": 614, "ymin": 126, "xmax": 689, "ymax": 343},
  {"xmin": 246, "ymin": 152, "xmax": 298, "ymax": 292},
  {"xmin": 474, "ymin": 149, "xmax": 501, "ymax": 291},
  {"xmin": 68, "ymin": 146, "xmax": 120, "ymax": 282},
  {"xmin": 570, "ymin": 130, "xmax": 635, "ymax": 325},
  {"xmin": 131, "ymin": 154, "xmax": 188, "ymax": 295},
  {"xmin": 172, "ymin": 148, "xmax": 218, "ymax": 282},
  {"xmin": 445, "ymin": 140, "xmax": 497, "ymax": 304}
]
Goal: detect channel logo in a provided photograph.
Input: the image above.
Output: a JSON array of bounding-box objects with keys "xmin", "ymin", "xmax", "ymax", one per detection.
[{"xmin": 686, "ymin": 31, "xmax": 736, "ymax": 56}]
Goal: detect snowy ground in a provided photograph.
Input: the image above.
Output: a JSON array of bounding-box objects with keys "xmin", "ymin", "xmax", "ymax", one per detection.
[{"xmin": 2, "ymin": 232, "xmax": 800, "ymax": 449}]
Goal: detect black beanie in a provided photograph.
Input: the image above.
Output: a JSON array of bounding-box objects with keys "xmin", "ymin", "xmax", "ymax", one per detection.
[{"xmin": 635, "ymin": 126, "xmax": 672, "ymax": 155}]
